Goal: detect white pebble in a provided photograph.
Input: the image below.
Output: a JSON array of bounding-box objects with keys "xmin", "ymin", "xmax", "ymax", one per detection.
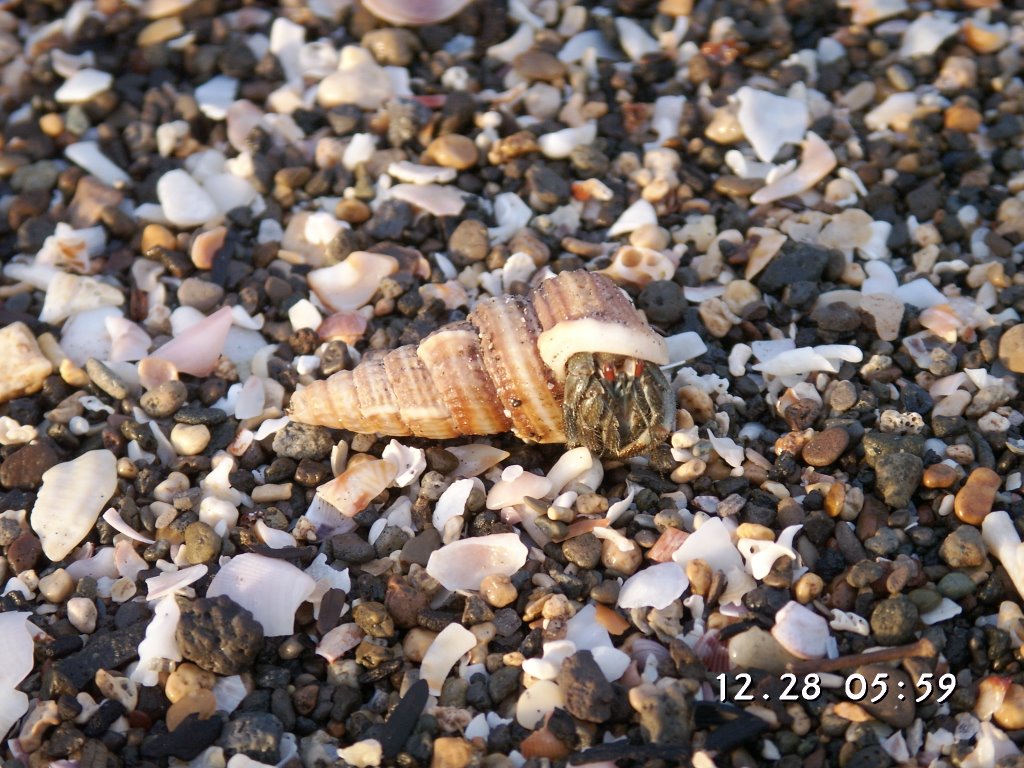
[
  {"xmin": 67, "ymin": 596, "xmax": 98, "ymax": 633},
  {"xmin": 771, "ymin": 601, "xmax": 829, "ymax": 659},
  {"xmin": 538, "ymin": 121, "xmax": 596, "ymax": 160},
  {"xmin": 195, "ymin": 75, "xmax": 238, "ymax": 120},
  {"xmin": 157, "ymin": 170, "xmax": 219, "ymax": 228}
]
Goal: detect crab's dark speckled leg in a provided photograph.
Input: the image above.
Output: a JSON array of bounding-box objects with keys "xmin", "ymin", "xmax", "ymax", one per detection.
[{"xmin": 562, "ymin": 352, "xmax": 675, "ymax": 459}]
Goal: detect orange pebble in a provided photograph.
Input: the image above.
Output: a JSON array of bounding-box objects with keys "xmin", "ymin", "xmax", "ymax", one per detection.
[{"xmin": 954, "ymin": 467, "xmax": 1001, "ymax": 525}]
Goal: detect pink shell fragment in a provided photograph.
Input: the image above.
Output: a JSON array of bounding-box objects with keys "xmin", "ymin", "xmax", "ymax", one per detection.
[
  {"xmin": 307, "ymin": 459, "xmax": 397, "ymax": 533},
  {"xmin": 389, "ymin": 184, "xmax": 466, "ymax": 217},
  {"xmin": 316, "ymin": 623, "xmax": 364, "ymax": 663},
  {"xmin": 207, "ymin": 553, "xmax": 316, "ymax": 636},
  {"xmin": 751, "ymin": 132, "xmax": 837, "ymax": 205},
  {"xmin": 425, "ymin": 532, "xmax": 528, "ymax": 591},
  {"xmin": 150, "ymin": 306, "xmax": 233, "ymax": 376},
  {"xmin": 617, "ymin": 562, "xmax": 688, "ymax": 610},
  {"xmin": 146, "ymin": 564, "xmax": 209, "ymax": 601}
]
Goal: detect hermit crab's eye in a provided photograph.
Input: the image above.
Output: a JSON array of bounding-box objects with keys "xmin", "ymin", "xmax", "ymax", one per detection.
[{"xmin": 602, "ymin": 362, "xmax": 617, "ymax": 382}]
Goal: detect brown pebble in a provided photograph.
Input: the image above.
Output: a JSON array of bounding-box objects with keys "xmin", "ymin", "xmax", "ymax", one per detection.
[
  {"xmin": 335, "ymin": 198, "xmax": 371, "ymax": 224},
  {"xmin": 8, "ymin": 532, "xmax": 42, "ymax": 573},
  {"xmin": 995, "ymin": 684, "xmax": 1024, "ymax": 730},
  {"xmin": 424, "ymin": 134, "xmax": 479, "ymax": 171},
  {"xmin": 944, "ymin": 103, "xmax": 982, "ymax": 133},
  {"xmin": 999, "ymin": 324, "xmax": 1024, "ymax": 373},
  {"xmin": 954, "ymin": 467, "xmax": 1001, "ymax": 525},
  {"xmin": 480, "ymin": 573, "xmax": 517, "ymax": 608},
  {"xmin": 430, "ymin": 736, "xmax": 477, "ymax": 768},
  {"xmin": 512, "ymin": 50, "xmax": 565, "ymax": 82},
  {"xmin": 520, "ymin": 720, "xmax": 570, "ymax": 760},
  {"xmin": 189, "ymin": 226, "xmax": 227, "ymax": 270},
  {"xmin": 39, "ymin": 113, "xmax": 64, "ymax": 137},
  {"xmin": 802, "ymin": 427, "xmax": 850, "ymax": 467},
  {"xmin": 141, "ymin": 224, "xmax": 176, "ymax": 254},
  {"xmin": 922, "ymin": 463, "xmax": 958, "ymax": 489}
]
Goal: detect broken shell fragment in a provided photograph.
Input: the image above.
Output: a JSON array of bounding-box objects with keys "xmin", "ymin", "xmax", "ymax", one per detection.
[
  {"xmin": 31, "ymin": 449, "xmax": 118, "ymax": 562},
  {"xmin": 361, "ymin": 0, "xmax": 473, "ymax": 26},
  {"xmin": 420, "ymin": 623, "xmax": 478, "ymax": 695},
  {"xmin": 207, "ymin": 553, "xmax": 317, "ymax": 637},
  {"xmin": 425, "ymin": 532, "xmax": 528, "ymax": 591}
]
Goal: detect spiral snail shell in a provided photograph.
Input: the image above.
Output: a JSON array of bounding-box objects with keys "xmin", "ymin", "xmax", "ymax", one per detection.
[{"xmin": 289, "ymin": 270, "xmax": 675, "ymax": 458}]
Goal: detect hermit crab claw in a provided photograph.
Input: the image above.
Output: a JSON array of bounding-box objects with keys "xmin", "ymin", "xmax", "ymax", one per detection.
[{"xmin": 562, "ymin": 352, "xmax": 675, "ymax": 459}]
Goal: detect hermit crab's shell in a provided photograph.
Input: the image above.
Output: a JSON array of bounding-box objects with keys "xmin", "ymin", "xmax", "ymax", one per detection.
[{"xmin": 361, "ymin": 0, "xmax": 473, "ymax": 25}]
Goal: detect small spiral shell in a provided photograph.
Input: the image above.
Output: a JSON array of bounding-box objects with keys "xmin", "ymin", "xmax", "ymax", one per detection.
[{"xmin": 289, "ymin": 270, "xmax": 669, "ymax": 446}]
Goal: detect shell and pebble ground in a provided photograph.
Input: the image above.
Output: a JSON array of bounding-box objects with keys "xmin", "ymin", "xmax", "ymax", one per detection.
[{"xmin": 1, "ymin": 0, "xmax": 1024, "ymax": 766}]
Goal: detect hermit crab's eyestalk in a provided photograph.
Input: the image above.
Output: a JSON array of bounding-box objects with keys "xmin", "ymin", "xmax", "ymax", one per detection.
[{"xmin": 562, "ymin": 352, "xmax": 675, "ymax": 459}]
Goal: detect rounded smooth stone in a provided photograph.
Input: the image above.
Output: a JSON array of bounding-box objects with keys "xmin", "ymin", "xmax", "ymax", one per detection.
[
  {"xmin": 874, "ymin": 453, "xmax": 923, "ymax": 508},
  {"xmin": 141, "ymin": 380, "xmax": 188, "ymax": 418},
  {"xmin": 480, "ymin": 574, "xmax": 517, "ymax": 608},
  {"xmin": 939, "ymin": 525, "xmax": 987, "ymax": 568},
  {"xmin": 562, "ymin": 532, "xmax": 601, "ymax": 569},
  {"xmin": 922, "ymin": 463, "xmax": 957, "ymax": 489},
  {"xmin": 870, "ymin": 596, "xmax": 919, "ymax": 645},
  {"xmin": 802, "ymin": 427, "xmax": 851, "ymax": 467},
  {"xmin": 937, "ymin": 572, "xmax": 976, "ymax": 600},
  {"xmin": 954, "ymin": 467, "xmax": 1000, "ymax": 525},
  {"xmin": 67, "ymin": 596, "xmax": 98, "ymax": 633},
  {"xmin": 425, "ymin": 134, "xmax": 479, "ymax": 170},
  {"xmin": 183, "ymin": 521, "xmax": 221, "ymax": 564},
  {"xmin": 998, "ymin": 324, "xmax": 1024, "ymax": 373},
  {"xmin": 170, "ymin": 424, "xmax": 211, "ymax": 455},
  {"xmin": 855, "ymin": 665, "xmax": 915, "ymax": 728},
  {"xmin": 727, "ymin": 626, "xmax": 797, "ymax": 673},
  {"xmin": 38, "ymin": 568, "xmax": 74, "ymax": 603}
]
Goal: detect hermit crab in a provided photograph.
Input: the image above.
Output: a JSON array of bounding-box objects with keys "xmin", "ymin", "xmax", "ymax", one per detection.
[{"xmin": 289, "ymin": 270, "xmax": 675, "ymax": 458}]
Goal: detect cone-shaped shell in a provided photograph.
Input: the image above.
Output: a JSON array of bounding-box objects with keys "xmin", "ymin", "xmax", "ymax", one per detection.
[{"xmin": 289, "ymin": 270, "xmax": 667, "ymax": 445}]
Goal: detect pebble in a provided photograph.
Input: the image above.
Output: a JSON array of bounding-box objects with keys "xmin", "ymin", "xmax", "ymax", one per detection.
[
  {"xmin": 939, "ymin": 525, "xmax": 987, "ymax": 568},
  {"xmin": 559, "ymin": 650, "xmax": 614, "ymax": 723},
  {"xmin": 183, "ymin": 521, "xmax": 221, "ymax": 563},
  {"xmin": 166, "ymin": 689, "xmax": 218, "ymax": 732},
  {"xmin": 998, "ymin": 324, "xmax": 1024, "ymax": 373},
  {"xmin": 0, "ymin": 440, "xmax": 59, "ymax": 490},
  {"xmin": 954, "ymin": 467, "xmax": 1001, "ymax": 525},
  {"xmin": 480, "ymin": 574, "xmax": 518, "ymax": 608},
  {"xmin": 873, "ymin": 453, "xmax": 922, "ymax": 509},
  {"xmin": 177, "ymin": 278, "xmax": 225, "ymax": 312},
  {"xmin": 921, "ymin": 463, "xmax": 957, "ymax": 489},
  {"xmin": 271, "ymin": 422, "xmax": 334, "ymax": 461},
  {"xmin": 562, "ymin": 533, "xmax": 602, "ymax": 569},
  {"xmin": 176, "ymin": 595, "xmax": 263, "ymax": 674},
  {"xmin": 164, "ymin": 662, "xmax": 216, "ymax": 703},
  {"xmin": 512, "ymin": 50, "xmax": 565, "ymax": 82},
  {"xmin": 218, "ymin": 711, "xmax": 283, "ymax": 763},
  {"xmin": 855, "ymin": 665, "xmax": 915, "ymax": 728},
  {"xmin": 801, "ymin": 427, "xmax": 850, "ymax": 467},
  {"xmin": 67, "ymin": 596, "xmax": 98, "ymax": 633},
  {"xmin": 38, "ymin": 568, "xmax": 74, "ymax": 603},
  {"xmin": 157, "ymin": 170, "xmax": 219, "ymax": 228},
  {"xmin": 869, "ymin": 596, "xmax": 919, "ymax": 646},
  {"xmin": 0, "ymin": 322, "xmax": 53, "ymax": 404},
  {"xmin": 430, "ymin": 737, "xmax": 476, "ymax": 768},
  {"xmin": 727, "ymin": 627, "xmax": 796, "ymax": 673},
  {"xmin": 448, "ymin": 219, "xmax": 489, "ymax": 266},
  {"xmin": 7, "ymin": 532, "xmax": 41, "ymax": 573},
  {"xmin": 937, "ymin": 572, "xmax": 976, "ymax": 600},
  {"xmin": 628, "ymin": 681, "xmax": 694, "ymax": 745},
  {"xmin": 55, "ymin": 69, "xmax": 113, "ymax": 104},
  {"xmin": 141, "ymin": 380, "xmax": 188, "ymax": 418},
  {"xmin": 424, "ymin": 135, "xmax": 479, "ymax": 170},
  {"xmin": 170, "ymin": 424, "xmax": 210, "ymax": 455}
]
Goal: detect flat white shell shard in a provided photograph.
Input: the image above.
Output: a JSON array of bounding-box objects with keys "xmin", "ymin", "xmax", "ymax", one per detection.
[
  {"xmin": 486, "ymin": 465, "xmax": 553, "ymax": 509},
  {"xmin": 425, "ymin": 532, "xmax": 528, "ymax": 591},
  {"xmin": 900, "ymin": 12, "xmax": 959, "ymax": 58},
  {"xmin": 115, "ymin": 540, "xmax": 148, "ymax": 582},
  {"xmin": 708, "ymin": 433, "xmax": 744, "ymax": 468},
  {"xmin": 516, "ymin": 679, "xmax": 564, "ymax": 729},
  {"xmin": 388, "ymin": 161, "xmax": 457, "ymax": 185},
  {"xmin": 304, "ymin": 553, "xmax": 351, "ymax": 616},
  {"xmin": 55, "ymin": 68, "xmax": 112, "ymax": 103},
  {"xmin": 362, "ymin": 0, "xmax": 471, "ymax": 25},
  {"xmin": 537, "ymin": 121, "xmax": 597, "ymax": 160},
  {"xmin": 664, "ymin": 333, "xmax": 708, "ymax": 366},
  {"xmin": 336, "ymin": 739, "xmax": 384, "ymax": 768},
  {"xmin": 592, "ymin": 646, "xmax": 631, "ymax": 682},
  {"xmin": 131, "ymin": 593, "xmax": 182, "ymax": 686},
  {"xmin": 0, "ymin": 612, "xmax": 34, "ymax": 741},
  {"xmin": 213, "ymin": 675, "xmax": 248, "ymax": 715},
  {"xmin": 381, "ymin": 440, "xmax": 426, "ymax": 488},
  {"xmin": 921, "ymin": 597, "xmax": 963, "ymax": 625},
  {"xmin": 145, "ymin": 563, "xmax": 208, "ymax": 601},
  {"xmin": 614, "ymin": 17, "xmax": 659, "ymax": 61},
  {"xmin": 150, "ymin": 305, "xmax": 233, "ymax": 376},
  {"xmin": 488, "ymin": 193, "xmax": 533, "ymax": 243},
  {"xmin": 608, "ymin": 199, "xmax": 658, "ymax": 238},
  {"xmin": 736, "ymin": 87, "xmax": 809, "ymax": 162},
  {"xmin": 207, "ymin": 553, "xmax": 316, "ymax": 637},
  {"xmin": 310, "ymin": 459, "xmax": 397, "ymax": 533},
  {"xmin": 447, "ymin": 444, "xmax": 510, "ymax": 478},
  {"xmin": 545, "ymin": 447, "xmax": 594, "ymax": 497},
  {"xmin": 254, "ymin": 520, "xmax": 296, "ymax": 549},
  {"xmin": 31, "ymin": 449, "xmax": 118, "ymax": 562},
  {"xmin": 106, "ymin": 316, "xmax": 152, "ymax": 362},
  {"xmin": 750, "ymin": 131, "xmax": 837, "ymax": 205},
  {"xmin": 102, "ymin": 508, "xmax": 155, "ymax": 544},
  {"xmin": 522, "ymin": 640, "xmax": 576, "ymax": 680},
  {"xmin": 618, "ymin": 562, "xmax": 687, "ymax": 610},
  {"xmin": 771, "ymin": 601, "xmax": 829, "ymax": 660},
  {"xmin": 66, "ymin": 545, "xmax": 118, "ymax": 581},
  {"xmin": 389, "ymin": 183, "xmax": 467, "ymax": 217},
  {"xmin": 308, "ymin": 252, "xmax": 399, "ymax": 312},
  {"xmin": 865, "ymin": 92, "xmax": 917, "ymax": 132},
  {"xmin": 39, "ymin": 272, "xmax": 124, "ymax": 324},
  {"xmin": 316, "ymin": 623, "xmax": 364, "ymax": 664},
  {"xmin": 434, "ymin": 478, "xmax": 476, "ymax": 532},
  {"xmin": 421, "ymin": 623, "xmax": 479, "ymax": 696},
  {"xmin": 672, "ymin": 517, "xmax": 745, "ymax": 594},
  {"xmin": 963, "ymin": 722, "xmax": 1021, "ymax": 768}
]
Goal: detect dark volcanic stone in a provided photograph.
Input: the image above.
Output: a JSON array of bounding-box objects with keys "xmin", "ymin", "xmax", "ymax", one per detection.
[
  {"xmin": 141, "ymin": 714, "xmax": 223, "ymax": 760},
  {"xmin": 756, "ymin": 244, "xmax": 832, "ymax": 293},
  {"xmin": 559, "ymin": 650, "xmax": 614, "ymax": 723},
  {"xmin": 219, "ymin": 711, "xmax": 284, "ymax": 762},
  {"xmin": 870, "ymin": 596, "xmax": 919, "ymax": 646},
  {"xmin": 55, "ymin": 621, "xmax": 148, "ymax": 689},
  {"xmin": 271, "ymin": 422, "xmax": 334, "ymax": 460},
  {"xmin": 638, "ymin": 281, "xmax": 685, "ymax": 326},
  {"xmin": 176, "ymin": 595, "xmax": 264, "ymax": 674}
]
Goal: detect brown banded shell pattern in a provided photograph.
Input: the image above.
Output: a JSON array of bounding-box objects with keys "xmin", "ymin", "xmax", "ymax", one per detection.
[{"xmin": 288, "ymin": 270, "xmax": 662, "ymax": 444}]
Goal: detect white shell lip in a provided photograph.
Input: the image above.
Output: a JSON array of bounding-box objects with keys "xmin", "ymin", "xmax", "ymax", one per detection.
[{"xmin": 361, "ymin": 0, "xmax": 473, "ymax": 25}]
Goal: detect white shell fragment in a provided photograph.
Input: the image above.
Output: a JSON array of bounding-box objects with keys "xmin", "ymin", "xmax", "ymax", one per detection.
[
  {"xmin": 618, "ymin": 562, "xmax": 687, "ymax": 610},
  {"xmin": 145, "ymin": 564, "xmax": 208, "ymax": 601},
  {"xmin": 750, "ymin": 132, "xmax": 837, "ymax": 205},
  {"xmin": 157, "ymin": 169, "xmax": 220, "ymax": 228},
  {"xmin": 771, "ymin": 601, "xmax": 829, "ymax": 660},
  {"xmin": 0, "ymin": 612, "xmax": 34, "ymax": 741},
  {"xmin": 131, "ymin": 594, "xmax": 182, "ymax": 686},
  {"xmin": 31, "ymin": 449, "xmax": 118, "ymax": 562},
  {"xmin": 65, "ymin": 142, "xmax": 130, "ymax": 186},
  {"xmin": 486, "ymin": 465, "xmax": 553, "ymax": 509},
  {"xmin": 308, "ymin": 252, "xmax": 399, "ymax": 312},
  {"xmin": 316, "ymin": 623, "xmax": 364, "ymax": 664},
  {"xmin": 426, "ymin": 532, "xmax": 528, "ymax": 591},
  {"xmin": 207, "ymin": 553, "xmax": 317, "ymax": 637},
  {"xmin": 736, "ymin": 87, "xmax": 809, "ymax": 162},
  {"xmin": 309, "ymin": 459, "xmax": 398, "ymax": 532},
  {"xmin": 434, "ymin": 478, "xmax": 475, "ymax": 532},
  {"xmin": 149, "ymin": 305, "xmax": 233, "ymax": 376},
  {"xmin": 381, "ymin": 440, "xmax": 426, "ymax": 488},
  {"xmin": 516, "ymin": 679, "xmax": 564, "ymax": 729},
  {"xmin": 39, "ymin": 272, "xmax": 124, "ymax": 324},
  {"xmin": 389, "ymin": 184, "xmax": 467, "ymax": 217},
  {"xmin": 420, "ymin": 623, "xmax": 478, "ymax": 695},
  {"xmin": 55, "ymin": 68, "xmax": 112, "ymax": 103}
]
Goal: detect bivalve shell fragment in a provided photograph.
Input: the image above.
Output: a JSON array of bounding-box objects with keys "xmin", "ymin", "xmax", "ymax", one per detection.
[{"xmin": 31, "ymin": 449, "xmax": 118, "ymax": 562}]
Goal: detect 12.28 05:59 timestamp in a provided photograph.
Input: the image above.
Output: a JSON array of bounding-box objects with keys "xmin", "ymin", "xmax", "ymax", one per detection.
[{"xmin": 717, "ymin": 671, "xmax": 957, "ymax": 704}]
